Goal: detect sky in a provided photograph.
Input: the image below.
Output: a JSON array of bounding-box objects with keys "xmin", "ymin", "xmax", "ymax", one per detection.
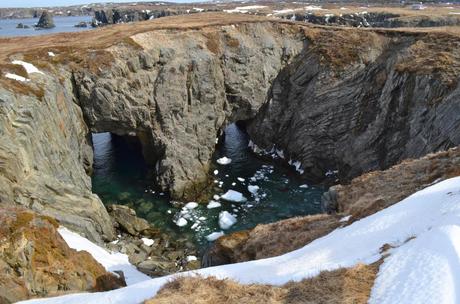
[{"xmin": 0, "ymin": 0, "xmax": 207, "ymax": 8}]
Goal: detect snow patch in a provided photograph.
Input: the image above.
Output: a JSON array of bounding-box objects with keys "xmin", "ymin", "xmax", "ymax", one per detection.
[
  {"xmin": 221, "ymin": 190, "xmax": 247, "ymax": 203},
  {"xmin": 58, "ymin": 227, "xmax": 150, "ymax": 285},
  {"xmin": 5, "ymin": 73, "xmax": 29, "ymax": 82},
  {"xmin": 174, "ymin": 217, "xmax": 188, "ymax": 227},
  {"xmin": 217, "ymin": 156, "xmax": 232, "ymax": 165},
  {"xmin": 184, "ymin": 202, "xmax": 198, "ymax": 209},
  {"xmin": 141, "ymin": 238, "xmax": 154, "ymax": 247},
  {"xmin": 207, "ymin": 200, "xmax": 222, "ymax": 209},
  {"xmin": 12, "ymin": 60, "xmax": 44, "ymax": 75},
  {"xmin": 206, "ymin": 231, "xmax": 224, "ymax": 241},
  {"xmin": 218, "ymin": 211, "xmax": 237, "ymax": 230}
]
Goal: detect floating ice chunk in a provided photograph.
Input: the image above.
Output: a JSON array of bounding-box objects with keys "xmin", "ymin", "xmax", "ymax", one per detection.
[
  {"xmin": 248, "ymin": 185, "xmax": 260, "ymax": 195},
  {"xmin": 175, "ymin": 217, "xmax": 188, "ymax": 227},
  {"xmin": 232, "ymin": 182, "xmax": 236, "ymax": 186},
  {"xmin": 167, "ymin": 210, "xmax": 172, "ymax": 214},
  {"xmin": 221, "ymin": 190, "xmax": 247, "ymax": 203},
  {"xmin": 214, "ymin": 170, "xmax": 219, "ymax": 175},
  {"xmin": 12, "ymin": 60, "xmax": 44, "ymax": 75},
  {"xmin": 198, "ymin": 216, "xmax": 206, "ymax": 221},
  {"xmin": 5, "ymin": 73, "xmax": 29, "ymax": 82},
  {"xmin": 213, "ymin": 194, "xmax": 220, "ymax": 200},
  {"xmin": 299, "ymin": 184, "xmax": 309, "ymax": 188},
  {"xmin": 207, "ymin": 200, "xmax": 222, "ymax": 209},
  {"xmin": 185, "ymin": 202, "xmax": 198, "ymax": 209},
  {"xmin": 186, "ymin": 255, "xmax": 198, "ymax": 262},
  {"xmin": 219, "ymin": 211, "xmax": 237, "ymax": 230},
  {"xmin": 191, "ymin": 222, "xmax": 199, "ymax": 230},
  {"xmin": 48, "ymin": 51, "xmax": 56, "ymax": 57},
  {"xmin": 217, "ymin": 156, "xmax": 232, "ymax": 165},
  {"xmin": 141, "ymin": 238, "xmax": 154, "ymax": 246},
  {"xmin": 206, "ymin": 231, "xmax": 224, "ymax": 241},
  {"xmin": 340, "ymin": 215, "xmax": 351, "ymax": 222},
  {"xmin": 237, "ymin": 177, "xmax": 245, "ymax": 182}
]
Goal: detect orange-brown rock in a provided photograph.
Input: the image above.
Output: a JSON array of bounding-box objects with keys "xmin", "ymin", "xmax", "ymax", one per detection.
[{"xmin": 0, "ymin": 207, "xmax": 126, "ymax": 304}]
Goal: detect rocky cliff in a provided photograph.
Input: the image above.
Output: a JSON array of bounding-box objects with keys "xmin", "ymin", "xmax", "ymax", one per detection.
[
  {"xmin": 1, "ymin": 14, "xmax": 460, "ymax": 242},
  {"xmin": 247, "ymin": 28, "xmax": 460, "ymax": 183}
]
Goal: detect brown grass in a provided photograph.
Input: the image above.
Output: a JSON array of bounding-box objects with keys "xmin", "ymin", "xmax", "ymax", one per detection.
[
  {"xmin": 336, "ymin": 146, "xmax": 460, "ymax": 222},
  {"xmin": 208, "ymin": 214, "xmax": 342, "ymax": 265},
  {"xmin": 146, "ymin": 262, "xmax": 380, "ymax": 304}
]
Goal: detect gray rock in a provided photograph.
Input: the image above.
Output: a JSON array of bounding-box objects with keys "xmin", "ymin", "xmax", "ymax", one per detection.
[
  {"xmin": 36, "ymin": 11, "xmax": 55, "ymax": 29},
  {"xmin": 107, "ymin": 204, "xmax": 159, "ymax": 237}
]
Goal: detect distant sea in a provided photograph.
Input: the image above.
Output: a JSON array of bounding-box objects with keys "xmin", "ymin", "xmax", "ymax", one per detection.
[{"xmin": 0, "ymin": 15, "xmax": 93, "ymax": 37}]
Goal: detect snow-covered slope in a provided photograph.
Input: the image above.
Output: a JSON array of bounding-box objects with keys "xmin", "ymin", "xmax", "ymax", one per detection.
[
  {"xmin": 58, "ymin": 228, "xmax": 150, "ymax": 285},
  {"xmin": 20, "ymin": 177, "xmax": 460, "ymax": 304}
]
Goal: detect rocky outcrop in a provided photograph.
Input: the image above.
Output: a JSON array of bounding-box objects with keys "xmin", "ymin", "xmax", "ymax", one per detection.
[
  {"xmin": 74, "ymin": 21, "xmax": 305, "ymax": 199},
  {"xmin": 247, "ymin": 28, "xmax": 460, "ymax": 184},
  {"xmin": 0, "ymin": 207, "xmax": 125, "ymax": 303},
  {"xmin": 35, "ymin": 11, "xmax": 55, "ymax": 29},
  {"xmin": 282, "ymin": 12, "xmax": 460, "ymax": 28},
  {"xmin": 91, "ymin": 9, "xmax": 187, "ymax": 26},
  {"xmin": 106, "ymin": 205, "xmax": 200, "ymax": 277}
]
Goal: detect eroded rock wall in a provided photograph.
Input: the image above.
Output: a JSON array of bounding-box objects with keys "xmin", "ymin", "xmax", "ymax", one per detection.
[
  {"xmin": 0, "ymin": 71, "xmax": 114, "ymax": 242},
  {"xmin": 74, "ymin": 22, "xmax": 305, "ymax": 199}
]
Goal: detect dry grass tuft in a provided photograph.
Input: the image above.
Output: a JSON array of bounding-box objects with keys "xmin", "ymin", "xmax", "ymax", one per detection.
[{"xmin": 146, "ymin": 262, "xmax": 381, "ymax": 304}]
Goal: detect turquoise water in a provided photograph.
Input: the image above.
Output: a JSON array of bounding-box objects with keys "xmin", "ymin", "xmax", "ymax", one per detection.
[
  {"xmin": 0, "ymin": 16, "xmax": 92, "ymax": 37},
  {"xmin": 92, "ymin": 124, "xmax": 325, "ymax": 250}
]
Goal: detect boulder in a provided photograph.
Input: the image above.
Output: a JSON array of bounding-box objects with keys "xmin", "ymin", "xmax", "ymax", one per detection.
[
  {"xmin": 36, "ymin": 11, "xmax": 55, "ymax": 29},
  {"xmin": 107, "ymin": 204, "xmax": 159, "ymax": 237},
  {"xmin": 0, "ymin": 207, "xmax": 125, "ymax": 303}
]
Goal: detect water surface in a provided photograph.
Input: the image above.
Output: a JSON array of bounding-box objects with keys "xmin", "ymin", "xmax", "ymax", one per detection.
[{"xmin": 0, "ymin": 16, "xmax": 92, "ymax": 37}]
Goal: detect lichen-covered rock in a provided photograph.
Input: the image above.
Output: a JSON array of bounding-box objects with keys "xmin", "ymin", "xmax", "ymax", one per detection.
[{"xmin": 0, "ymin": 208, "xmax": 125, "ymax": 303}]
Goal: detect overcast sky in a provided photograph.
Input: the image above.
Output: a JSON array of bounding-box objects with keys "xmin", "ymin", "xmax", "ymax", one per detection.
[{"xmin": 0, "ymin": 0, "xmax": 207, "ymax": 8}]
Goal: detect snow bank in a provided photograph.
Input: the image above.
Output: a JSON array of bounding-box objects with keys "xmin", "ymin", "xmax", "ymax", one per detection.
[
  {"xmin": 141, "ymin": 238, "xmax": 154, "ymax": 247},
  {"xmin": 217, "ymin": 156, "xmax": 232, "ymax": 165},
  {"xmin": 369, "ymin": 225, "xmax": 460, "ymax": 303},
  {"xmin": 12, "ymin": 60, "xmax": 44, "ymax": 75},
  {"xmin": 218, "ymin": 211, "xmax": 237, "ymax": 230},
  {"xmin": 220, "ymin": 190, "xmax": 247, "ymax": 203},
  {"xmin": 58, "ymin": 228, "xmax": 150, "ymax": 285},
  {"xmin": 21, "ymin": 177, "xmax": 460, "ymax": 304}
]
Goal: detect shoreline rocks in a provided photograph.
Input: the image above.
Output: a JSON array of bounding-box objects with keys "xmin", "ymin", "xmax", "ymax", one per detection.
[{"xmin": 35, "ymin": 11, "xmax": 55, "ymax": 29}]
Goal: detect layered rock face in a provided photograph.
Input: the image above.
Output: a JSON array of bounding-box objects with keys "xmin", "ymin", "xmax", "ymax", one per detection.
[
  {"xmin": 74, "ymin": 22, "xmax": 305, "ymax": 199},
  {"xmin": 0, "ymin": 208, "xmax": 125, "ymax": 303},
  {"xmin": 0, "ymin": 71, "xmax": 114, "ymax": 243},
  {"xmin": 247, "ymin": 29, "xmax": 460, "ymax": 183}
]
